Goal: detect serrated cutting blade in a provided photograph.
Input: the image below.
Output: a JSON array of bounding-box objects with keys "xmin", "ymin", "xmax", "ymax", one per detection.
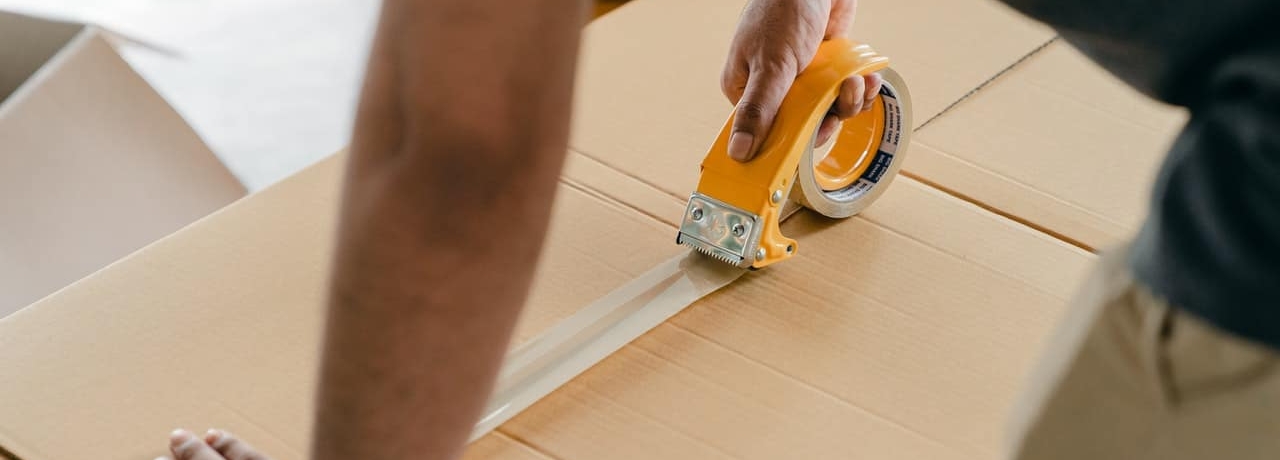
[{"xmin": 676, "ymin": 192, "xmax": 760, "ymax": 269}]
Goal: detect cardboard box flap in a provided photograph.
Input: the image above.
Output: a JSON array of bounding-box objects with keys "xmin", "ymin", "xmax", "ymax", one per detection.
[
  {"xmin": 910, "ymin": 41, "xmax": 1187, "ymax": 249},
  {"xmin": 0, "ymin": 153, "xmax": 683, "ymax": 460},
  {"xmin": 0, "ymin": 11, "xmax": 82, "ymax": 103},
  {"xmin": 0, "ymin": 23, "xmax": 245, "ymax": 317}
]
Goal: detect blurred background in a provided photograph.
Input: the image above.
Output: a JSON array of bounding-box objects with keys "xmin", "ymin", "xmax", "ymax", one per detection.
[{"xmin": 0, "ymin": 0, "xmax": 629, "ymax": 191}]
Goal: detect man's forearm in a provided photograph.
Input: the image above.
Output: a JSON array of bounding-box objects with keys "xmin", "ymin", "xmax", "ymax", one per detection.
[{"xmin": 313, "ymin": 1, "xmax": 587, "ymax": 459}]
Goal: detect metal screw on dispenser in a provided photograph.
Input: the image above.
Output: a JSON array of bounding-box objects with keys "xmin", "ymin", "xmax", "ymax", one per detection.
[
  {"xmin": 755, "ymin": 248, "xmax": 766, "ymax": 261},
  {"xmin": 771, "ymin": 190, "xmax": 783, "ymax": 204},
  {"xmin": 691, "ymin": 207, "xmax": 704, "ymax": 221},
  {"xmin": 731, "ymin": 223, "xmax": 745, "ymax": 237}
]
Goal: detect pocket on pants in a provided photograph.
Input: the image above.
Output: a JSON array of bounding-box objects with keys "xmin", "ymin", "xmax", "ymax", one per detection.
[{"xmin": 1150, "ymin": 290, "xmax": 1280, "ymax": 404}]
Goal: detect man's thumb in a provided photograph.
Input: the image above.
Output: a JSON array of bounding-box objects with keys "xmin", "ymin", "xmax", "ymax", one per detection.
[{"xmin": 728, "ymin": 65, "xmax": 791, "ymax": 162}]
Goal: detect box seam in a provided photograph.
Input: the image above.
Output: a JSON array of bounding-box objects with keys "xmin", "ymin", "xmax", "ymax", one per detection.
[
  {"xmin": 565, "ymin": 149, "xmax": 686, "ymax": 203},
  {"xmin": 901, "ymin": 35, "xmax": 1117, "ymax": 253},
  {"xmin": 662, "ymin": 320, "xmax": 989, "ymax": 458},
  {"xmin": 490, "ymin": 431, "xmax": 563, "ymax": 460},
  {"xmin": 916, "ymin": 36, "xmax": 1061, "ymax": 130},
  {"xmin": 900, "ymin": 169, "xmax": 1095, "ymax": 252},
  {"xmin": 556, "ymin": 176, "xmax": 678, "ymax": 232}
]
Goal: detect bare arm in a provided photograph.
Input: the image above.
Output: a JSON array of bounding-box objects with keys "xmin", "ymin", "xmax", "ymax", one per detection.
[{"xmin": 314, "ymin": 1, "xmax": 587, "ymax": 459}]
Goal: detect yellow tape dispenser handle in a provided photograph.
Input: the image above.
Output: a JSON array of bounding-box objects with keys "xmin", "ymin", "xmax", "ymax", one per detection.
[{"xmin": 677, "ymin": 39, "xmax": 911, "ymax": 269}]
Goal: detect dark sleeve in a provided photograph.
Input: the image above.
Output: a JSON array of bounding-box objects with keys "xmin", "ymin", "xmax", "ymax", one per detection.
[
  {"xmin": 1132, "ymin": 40, "xmax": 1280, "ymax": 339},
  {"xmin": 995, "ymin": 0, "xmax": 1280, "ymax": 108},
  {"xmin": 995, "ymin": 0, "xmax": 1280, "ymax": 344}
]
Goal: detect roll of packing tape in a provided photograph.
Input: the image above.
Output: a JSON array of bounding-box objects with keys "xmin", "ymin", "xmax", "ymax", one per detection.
[{"xmin": 792, "ymin": 68, "xmax": 912, "ymax": 219}]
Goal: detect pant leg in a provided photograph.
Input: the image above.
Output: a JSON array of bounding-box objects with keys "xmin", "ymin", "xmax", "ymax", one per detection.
[
  {"xmin": 1006, "ymin": 244, "xmax": 1280, "ymax": 460},
  {"xmin": 1160, "ymin": 298, "xmax": 1280, "ymax": 459}
]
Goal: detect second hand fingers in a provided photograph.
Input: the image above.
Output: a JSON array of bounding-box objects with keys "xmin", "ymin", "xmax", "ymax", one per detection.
[
  {"xmin": 816, "ymin": 113, "xmax": 840, "ymax": 147},
  {"xmin": 168, "ymin": 429, "xmax": 227, "ymax": 460},
  {"xmin": 862, "ymin": 73, "xmax": 883, "ymax": 111},
  {"xmin": 833, "ymin": 76, "xmax": 864, "ymax": 119}
]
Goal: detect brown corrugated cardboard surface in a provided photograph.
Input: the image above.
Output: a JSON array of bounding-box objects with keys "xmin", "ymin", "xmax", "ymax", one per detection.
[
  {"xmin": 0, "ymin": 1, "xmax": 1106, "ymax": 459},
  {"xmin": 569, "ymin": 0, "xmax": 1053, "ymax": 201},
  {"xmin": 910, "ymin": 41, "xmax": 1188, "ymax": 250},
  {"xmin": 490, "ymin": 178, "xmax": 1091, "ymax": 460},
  {"xmin": 0, "ymin": 13, "xmax": 246, "ymax": 318},
  {"xmin": 0, "ymin": 153, "xmax": 685, "ymax": 460}
]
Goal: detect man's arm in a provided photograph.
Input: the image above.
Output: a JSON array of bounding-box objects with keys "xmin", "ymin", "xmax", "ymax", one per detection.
[{"xmin": 314, "ymin": 1, "xmax": 587, "ymax": 459}]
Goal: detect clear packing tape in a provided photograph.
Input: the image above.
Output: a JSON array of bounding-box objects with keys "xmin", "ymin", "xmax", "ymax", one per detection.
[{"xmin": 473, "ymin": 52, "xmax": 912, "ymax": 440}]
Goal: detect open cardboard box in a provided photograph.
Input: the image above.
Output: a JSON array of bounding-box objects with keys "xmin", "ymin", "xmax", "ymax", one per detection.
[
  {"xmin": 0, "ymin": 0, "xmax": 1115, "ymax": 459},
  {"xmin": 0, "ymin": 11, "xmax": 245, "ymax": 318}
]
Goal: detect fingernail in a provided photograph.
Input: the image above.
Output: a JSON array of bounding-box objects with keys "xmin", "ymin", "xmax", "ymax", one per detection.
[
  {"xmin": 205, "ymin": 428, "xmax": 222, "ymax": 443},
  {"xmin": 156, "ymin": 457, "xmax": 172, "ymax": 460},
  {"xmin": 170, "ymin": 429, "xmax": 193, "ymax": 447},
  {"xmin": 728, "ymin": 132, "xmax": 754, "ymax": 161}
]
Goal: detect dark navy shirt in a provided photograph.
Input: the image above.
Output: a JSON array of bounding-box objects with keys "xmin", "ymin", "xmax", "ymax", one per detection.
[{"xmin": 998, "ymin": 0, "xmax": 1280, "ymax": 348}]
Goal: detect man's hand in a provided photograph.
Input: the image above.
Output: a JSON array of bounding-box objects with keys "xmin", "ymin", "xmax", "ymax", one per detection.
[
  {"xmin": 159, "ymin": 429, "xmax": 268, "ymax": 460},
  {"xmin": 722, "ymin": 0, "xmax": 881, "ymax": 161}
]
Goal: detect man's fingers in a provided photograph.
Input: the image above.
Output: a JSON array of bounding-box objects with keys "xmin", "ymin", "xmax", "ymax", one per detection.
[
  {"xmin": 729, "ymin": 62, "xmax": 793, "ymax": 162},
  {"xmin": 825, "ymin": 0, "xmax": 858, "ymax": 39},
  {"xmin": 833, "ymin": 76, "xmax": 865, "ymax": 119},
  {"xmin": 816, "ymin": 113, "xmax": 841, "ymax": 147},
  {"xmin": 862, "ymin": 73, "xmax": 883, "ymax": 111},
  {"xmin": 168, "ymin": 429, "xmax": 226, "ymax": 460},
  {"xmin": 207, "ymin": 429, "xmax": 270, "ymax": 460}
]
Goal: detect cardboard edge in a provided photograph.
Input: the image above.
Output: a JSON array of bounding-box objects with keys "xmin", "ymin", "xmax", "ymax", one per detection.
[
  {"xmin": 79, "ymin": 29, "xmax": 239, "ymax": 188},
  {"xmin": 0, "ymin": 25, "xmax": 92, "ymax": 118},
  {"xmin": 0, "ymin": 155, "xmax": 313, "ymax": 330},
  {"xmin": 0, "ymin": 430, "xmax": 31, "ymax": 460},
  {"xmin": 90, "ymin": 24, "xmax": 182, "ymax": 59}
]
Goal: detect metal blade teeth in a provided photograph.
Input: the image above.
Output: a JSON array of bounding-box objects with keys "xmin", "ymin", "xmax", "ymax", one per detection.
[{"xmin": 680, "ymin": 238, "xmax": 741, "ymax": 266}]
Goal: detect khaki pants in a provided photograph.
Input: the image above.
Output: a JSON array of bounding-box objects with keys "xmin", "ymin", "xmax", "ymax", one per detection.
[{"xmin": 1007, "ymin": 245, "xmax": 1280, "ymax": 459}]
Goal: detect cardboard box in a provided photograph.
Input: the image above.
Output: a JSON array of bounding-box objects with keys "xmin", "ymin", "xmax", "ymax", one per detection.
[
  {"xmin": 0, "ymin": 11, "xmax": 246, "ymax": 318},
  {"xmin": 910, "ymin": 41, "xmax": 1188, "ymax": 249},
  {"xmin": 0, "ymin": 1, "xmax": 1100, "ymax": 459}
]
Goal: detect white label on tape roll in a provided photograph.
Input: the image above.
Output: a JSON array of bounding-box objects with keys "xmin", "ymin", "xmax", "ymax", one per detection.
[{"xmin": 823, "ymin": 83, "xmax": 902, "ymax": 203}]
